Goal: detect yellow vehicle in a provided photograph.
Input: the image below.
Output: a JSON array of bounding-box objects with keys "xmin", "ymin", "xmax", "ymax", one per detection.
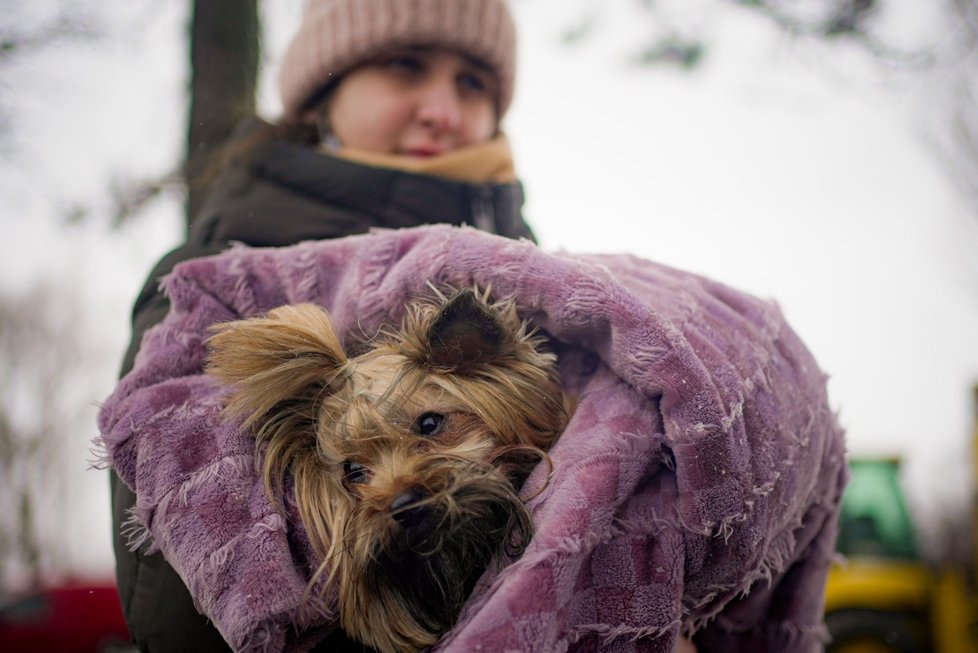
[{"xmin": 824, "ymin": 387, "xmax": 978, "ymax": 653}]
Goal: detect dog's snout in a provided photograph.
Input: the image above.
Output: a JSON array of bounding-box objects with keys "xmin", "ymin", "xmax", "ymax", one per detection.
[{"xmin": 390, "ymin": 486, "xmax": 428, "ymax": 529}]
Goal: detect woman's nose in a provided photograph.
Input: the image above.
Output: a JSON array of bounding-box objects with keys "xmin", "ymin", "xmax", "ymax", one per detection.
[{"xmin": 415, "ymin": 79, "xmax": 462, "ymax": 132}]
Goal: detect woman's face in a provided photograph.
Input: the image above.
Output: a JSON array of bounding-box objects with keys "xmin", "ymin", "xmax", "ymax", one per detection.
[{"xmin": 321, "ymin": 47, "xmax": 499, "ymax": 156}]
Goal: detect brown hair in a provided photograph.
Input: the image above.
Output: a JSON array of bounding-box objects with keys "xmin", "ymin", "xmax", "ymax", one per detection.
[{"xmin": 190, "ymin": 114, "xmax": 319, "ymax": 200}]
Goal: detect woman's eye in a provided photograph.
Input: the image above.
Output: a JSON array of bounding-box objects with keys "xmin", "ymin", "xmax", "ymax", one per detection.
[
  {"xmin": 386, "ymin": 55, "xmax": 423, "ymax": 73},
  {"xmin": 415, "ymin": 412, "xmax": 445, "ymax": 437},
  {"xmin": 457, "ymin": 72, "xmax": 487, "ymax": 94},
  {"xmin": 343, "ymin": 461, "xmax": 369, "ymax": 485}
]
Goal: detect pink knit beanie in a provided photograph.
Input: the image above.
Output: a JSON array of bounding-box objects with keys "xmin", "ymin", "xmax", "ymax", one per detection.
[{"xmin": 278, "ymin": 0, "xmax": 517, "ymax": 120}]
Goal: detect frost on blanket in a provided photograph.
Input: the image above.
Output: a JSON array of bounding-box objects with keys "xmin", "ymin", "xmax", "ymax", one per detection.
[{"xmin": 98, "ymin": 225, "xmax": 847, "ymax": 653}]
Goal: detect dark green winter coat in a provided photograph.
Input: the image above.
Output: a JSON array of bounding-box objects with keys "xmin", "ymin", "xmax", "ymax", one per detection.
[{"xmin": 110, "ymin": 118, "xmax": 534, "ymax": 652}]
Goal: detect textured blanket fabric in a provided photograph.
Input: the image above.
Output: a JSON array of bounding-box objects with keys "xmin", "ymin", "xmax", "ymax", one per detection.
[{"xmin": 98, "ymin": 225, "xmax": 847, "ymax": 653}]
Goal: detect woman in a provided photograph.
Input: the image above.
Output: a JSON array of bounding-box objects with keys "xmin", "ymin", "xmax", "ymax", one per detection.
[
  {"xmin": 111, "ymin": 1, "xmax": 533, "ymax": 650},
  {"xmin": 110, "ymin": 1, "xmax": 709, "ymax": 650}
]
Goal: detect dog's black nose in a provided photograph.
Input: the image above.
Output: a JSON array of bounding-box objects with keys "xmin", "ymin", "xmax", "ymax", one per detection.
[{"xmin": 390, "ymin": 486, "xmax": 428, "ymax": 529}]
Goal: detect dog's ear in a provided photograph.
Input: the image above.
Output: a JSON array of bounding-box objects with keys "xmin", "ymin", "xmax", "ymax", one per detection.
[
  {"xmin": 205, "ymin": 303, "xmax": 348, "ymax": 428},
  {"xmin": 426, "ymin": 289, "xmax": 505, "ymax": 373}
]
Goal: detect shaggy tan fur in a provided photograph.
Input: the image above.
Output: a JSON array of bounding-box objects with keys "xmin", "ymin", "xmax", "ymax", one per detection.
[{"xmin": 205, "ymin": 288, "xmax": 566, "ymax": 653}]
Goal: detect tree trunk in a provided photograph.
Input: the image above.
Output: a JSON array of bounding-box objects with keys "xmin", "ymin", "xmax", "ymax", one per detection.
[
  {"xmin": 18, "ymin": 493, "xmax": 40, "ymax": 587},
  {"xmin": 185, "ymin": 0, "xmax": 259, "ymax": 229}
]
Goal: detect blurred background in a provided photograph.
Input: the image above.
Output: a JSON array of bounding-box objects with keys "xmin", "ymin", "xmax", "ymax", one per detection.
[{"xmin": 1, "ymin": 0, "xmax": 976, "ymax": 651}]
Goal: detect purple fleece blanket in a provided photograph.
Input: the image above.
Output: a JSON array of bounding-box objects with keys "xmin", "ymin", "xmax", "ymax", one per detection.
[{"xmin": 98, "ymin": 225, "xmax": 846, "ymax": 653}]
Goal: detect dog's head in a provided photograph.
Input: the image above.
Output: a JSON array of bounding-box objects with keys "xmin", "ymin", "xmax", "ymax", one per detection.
[{"xmin": 205, "ymin": 288, "xmax": 566, "ymax": 652}]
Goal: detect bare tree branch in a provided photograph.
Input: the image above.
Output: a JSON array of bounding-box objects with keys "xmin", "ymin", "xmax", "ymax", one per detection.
[
  {"xmin": 0, "ymin": 5, "xmax": 103, "ymax": 150},
  {"xmin": 0, "ymin": 283, "xmax": 85, "ymax": 588},
  {"xmin": 933, "ymin": 0, "xmax": 978, "ymax": 209},
  {"xmin": 570, "ymin": 1, "xmax": 936, "ymax": 69},
  {"xmin": 0, "ymin": 11, "xmax": 101, "ymax": 60},
  {"xmin": 108, "ymin": 170, "xmax": 182, "ymax": 228}
]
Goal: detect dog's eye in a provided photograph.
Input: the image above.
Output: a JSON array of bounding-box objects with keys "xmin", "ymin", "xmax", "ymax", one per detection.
[
  {"xmin": 415, "ymin": 412, "xmax": 445, "ymax": 437},
  {"xmin": 343, "ymin": 461, "xmax": 369, "ymax": 485}
]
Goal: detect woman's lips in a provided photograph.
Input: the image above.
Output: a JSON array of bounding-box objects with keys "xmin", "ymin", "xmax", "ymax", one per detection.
[{"xmin": 401, "ymin": 146, "xmax": 445, "ymax": 157}]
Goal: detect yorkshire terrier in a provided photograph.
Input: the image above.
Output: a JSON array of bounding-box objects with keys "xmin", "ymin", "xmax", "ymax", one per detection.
[{"xmin": 205, "ymin": 288, "xmax": 567, "ymax": 653}]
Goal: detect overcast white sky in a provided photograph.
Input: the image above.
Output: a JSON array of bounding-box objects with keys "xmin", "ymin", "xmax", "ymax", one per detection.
[
  {"xmin": 2, "ymin": 0, "xmax": 976, "ymax": 578},
  {"xmin": 503, "ymin": 0, "xmax": 978, "ymax": 538}
]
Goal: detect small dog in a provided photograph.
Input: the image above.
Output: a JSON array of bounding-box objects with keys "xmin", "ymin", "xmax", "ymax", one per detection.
[{"xmin": 205, "ymin": 288, "xmax": 567, "ymax": 653}]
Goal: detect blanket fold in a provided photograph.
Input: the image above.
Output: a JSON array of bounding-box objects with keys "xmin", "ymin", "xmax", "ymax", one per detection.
[{"xmin": 98, "ymin": 225, "xmax": 846, "ymax": 653}]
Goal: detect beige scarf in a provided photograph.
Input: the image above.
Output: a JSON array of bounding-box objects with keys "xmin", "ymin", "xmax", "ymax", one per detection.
[{"xmin": 321, "ymin": 134, "xmax": 517, "ymax": 184}]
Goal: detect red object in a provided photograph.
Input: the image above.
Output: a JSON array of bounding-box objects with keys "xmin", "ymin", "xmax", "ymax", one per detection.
[{"xmin": 0, "ymin": 581, "xmax": 131, "ymax": 653}]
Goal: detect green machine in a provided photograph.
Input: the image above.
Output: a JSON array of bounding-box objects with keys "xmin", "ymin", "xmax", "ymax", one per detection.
[{"xmin": 825, "ymin": 402, "xmax": 978, "ymax": 653}]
